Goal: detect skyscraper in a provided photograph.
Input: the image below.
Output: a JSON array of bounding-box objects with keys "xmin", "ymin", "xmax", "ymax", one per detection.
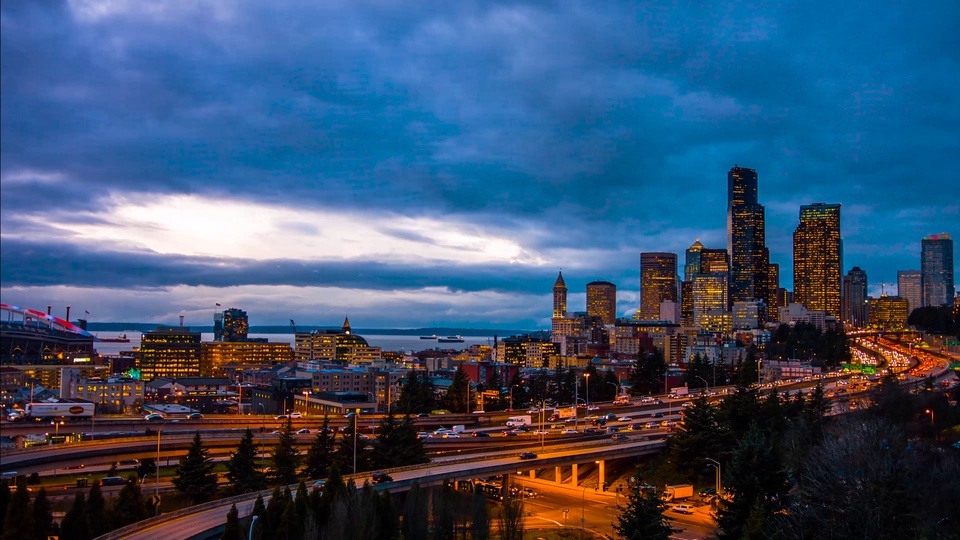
[
  {"xmin": 640, "ymin": 252, "xmax": 678, "ymax": 320},
  {"xmin": 222, "ymin": 308, "xmax": 249, "ymax": 341},
  {"xmin": 727, "ymin": 166, "xmax": 769, "ymax": 310},
  {"xmin": 139, "ymin": 326, "xmax": 202, "ymax": 381},
  {"xmin": 586, "ymin": 281, "xmax": 617, "ymax": 325},
  {"xmin": 921, "ymin": 234, "xmax": 955, "ymax": 307},
  {"xmin": 842, "ymin": 267, "xmax": 868, "ymax": 328},
  {"xmin": 793, "ymin": 203, "xmax": 842, "ymax": 318},
  {"xmin": 552, "ymin": 271, "xmax": 567, "ymax": 318},
  {"xmin": 897, "ymin": 270, "xmax": 923, "ymax": 315},
  {"xmin": 681, "ymin": 239, "xmax": 730, "ymax": 327}
]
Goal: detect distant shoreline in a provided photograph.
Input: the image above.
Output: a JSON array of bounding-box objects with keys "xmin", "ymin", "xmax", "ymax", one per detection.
[{"xmin": 85, "ymin": 323, "xmax": 538, "ymax": 336}]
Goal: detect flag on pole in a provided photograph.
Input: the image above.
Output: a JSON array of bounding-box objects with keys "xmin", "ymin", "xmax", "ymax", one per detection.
[{"xmin": 215, "ymin": 303, "xmax": 221, "ymax": 307}]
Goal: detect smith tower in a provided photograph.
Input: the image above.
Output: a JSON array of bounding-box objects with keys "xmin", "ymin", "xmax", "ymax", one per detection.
[
  {"xmin": 553, "ymin": 271, "xmax": 568, "ymax": 317},
  {"xmin": 727, "ymin": 166, "xmax": 770, "ymax": 313},
  {"xmin": 794, "ymin": 203, "xmax": 842, "ymax": 318}
]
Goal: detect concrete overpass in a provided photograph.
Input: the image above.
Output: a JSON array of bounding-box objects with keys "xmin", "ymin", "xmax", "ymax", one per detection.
[{"xmin": 96, "ymin": 437, "xmax": 667, "ymax": 540}]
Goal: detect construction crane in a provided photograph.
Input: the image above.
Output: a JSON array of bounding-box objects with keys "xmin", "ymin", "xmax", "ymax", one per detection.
[{"xmin": 290, "ymin": 319, "xmax": 297, "ymax": 333}]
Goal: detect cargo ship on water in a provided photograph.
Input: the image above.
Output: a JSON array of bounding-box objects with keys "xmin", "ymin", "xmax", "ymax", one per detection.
[
  {"xmin": 98, "ymin": 333, "xmax": 131, "ymax": 343},
  {"xmin": 437, "ymin": 335, "xmax": 465, "ymax": 343}
]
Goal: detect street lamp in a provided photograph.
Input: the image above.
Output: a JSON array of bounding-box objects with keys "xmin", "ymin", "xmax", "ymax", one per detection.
[
  {"xmin": 925, "ymin": 409, "xmax": 936, "ymax": 441},
  {"xmin": 606, "ymin": 381, "xmax": 618, "ymax": 401},
  {"xmin": 257, "ymin": 404, "xmax": 266, "ymax": 472},
  {"xmin": 695, "ymin": 375, "xmax": 710, "ymax": 394},
  {"xmin": 584, "ymin": 374, "xmax": 590, "ymax": 408},
  {"xmin": 705, "ymin": 457, "xmax": 721, "ymax": 495}
]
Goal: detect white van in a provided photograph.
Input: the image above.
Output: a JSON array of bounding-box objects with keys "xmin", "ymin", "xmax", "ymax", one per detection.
[{"xmin": 671, "ymin": 504, "xmax": 694, "ymax": 514}]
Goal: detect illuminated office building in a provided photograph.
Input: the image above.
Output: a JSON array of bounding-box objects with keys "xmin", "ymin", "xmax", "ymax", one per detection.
[
  {"xmin": 767, "ymin": 263, "xmax": 780, "ymax": 322},
  {"xmin": 793, "ymin": 203, "xmax": 842, "ymax": 318},
  {"xmin": 921, "ymin": 234, "xmax": 955, "ymax": 307},
  {"xmin": 294, "ymin": 319, "xmax": 382, "ymax": 364},
  {"xmin": 842, "ymin": 267, "xmax": 869, "ymax": 329},
  {"xmin": 639, "ymin": 252, "xmax": 677, "ymax": 320},
  {"xmin": 896, "ymin": 270, "xmax": 922, "ymax": 315},
  {"xmin": 221, "ymin": 308, "xmax": 249, "ymax": 341},
  {"xmin": 681, "ymin": 239, "xmax": 729, "ymax": 328},
  {"xmin": 139, "ymin": 327, "xmax": 202, "ymax": 381},
  {"xmin": 201, "ymin": 340, "xmax": 294, "ymax": 377},
  {"xmin": 868, "ymin": 296, "xmax": 909, "ymax": 331},
  {"xmin": 692, "ymin": 274, "xmax": 728, "ymax": 328},
  {"xmin": 727, "ymin": 166, "xmax": 769, "ymax": 310},
  {"xmin": 586, "ymin": 281, "xmax": 617, "ymax": 325}
]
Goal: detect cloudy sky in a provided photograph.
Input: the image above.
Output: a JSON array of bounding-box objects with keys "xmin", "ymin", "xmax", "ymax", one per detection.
[{"xmin": 1, "ymin": 1, "xmax": 957, "ymax": 329}]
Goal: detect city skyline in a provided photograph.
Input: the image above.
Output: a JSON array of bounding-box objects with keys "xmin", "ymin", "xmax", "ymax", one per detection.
[{"xmin": 1, "ymin": 2, "xmax": 958, "ymax": 328}]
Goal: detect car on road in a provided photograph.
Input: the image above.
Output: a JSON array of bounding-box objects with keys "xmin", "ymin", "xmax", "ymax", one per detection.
[
  {"xmin": 144, "ymin": 413, "xmax": 165, "ymax": 421},
  {"xmin": 472, "ymin": 431, "xmax": 491, "ymax": 437},
  {"xmin": 115, "ymin": 459, "xmax": 140, "ymax": 468},
  {"xmin": 186, "ymin": 412, "xmax": 204, "ymax": 420},
  {"xmin": 611, "ymin": 433, "xmax": 628, "ymax": 441},
  {"xmin": 587, "ymin": 405, "xmax": 600, "ymax": 411},
  {"xmin": 652, "ymin": 412, "xmax": 664, "ymax": 418},
  {"xmin": 371, "ymin": 472, "xmax": 393, "ymax": 484},
  {"xmin": 644, "ymin": 422, "xmax": 659, "ymax": 429},
  {"xmin": 417, "ymin": 432, "xmax": 431, "ymax": 439},
  {"xmin": 417, "ymin": 413, "xmax": 429, "ymax": 418},
  {"xmin": 671, "ymin": 504, "xmax": 694, "ymax": 514},
  {"xmin": 518, "ymin": 452, "xmax": 538, "ymax": 460},
  {"xmin": 289, "ymin": 412, "xmax": 303, "ymax": 419},
  {"xmin": 617, "ymin": 416, "xmax": 633, "ymax": 422},
  {"xmin": 562, "ymin": 429, "xmax": 578, "ymax": 434},
  {"xmin": 296, "ymin": 428, "xmax": 311, "ymax": 435},
  {"xmin": 442, "ymin": 432, "xmax": 460, "ymax": 438},
  {"xmin": 275, "ymin": 414, "xmax": 289, "ymax": 420},
  {"xmin": 501, "ymin": 430, "xmax": 519, "ymax": 436},
  {"xmin": 699, "ymin": 487, "xmax": 716, "ymax": 498},
  {"xmin": 100, "ymin": 477, "xmax": 126, "ymax": 486},
  {"xmin": 661, "ymin": 420, "xmax": 677, "ymax": 428},
  {"xmin": 312, "ymin": 480, "xmax": 326, "ymax": 490}
]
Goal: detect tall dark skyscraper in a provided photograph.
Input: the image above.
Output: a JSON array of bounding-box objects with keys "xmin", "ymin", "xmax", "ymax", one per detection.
[
  {"xmin": 586, "ymin": 281, "xmax": 617, "ymax": 325},
  {"xmin": 640, "ymin": 252, "xmax": 677, "ymax": 320},
  {"xmin": 842, "ymin": 266, "xmax": 868, "ymax": 328},
  {"xmin": 794, "ymin": 203, "xmax": 842, "ymax": 318},
  {"xmin": 727, "ymin": 166, "xmax": 769, "ymax": 312},
  {"xmin": 921, "ymin": 234, "xmax": 955, "ymax": 307}
]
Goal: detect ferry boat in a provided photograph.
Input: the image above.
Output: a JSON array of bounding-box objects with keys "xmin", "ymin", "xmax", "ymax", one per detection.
[
  {"xmin": 437, "ymin": 335, "xmax": 465, "ymax": 343},
  {"xmin": 420, "ymin": 334, "xmax": 438, "ymax": 340}
]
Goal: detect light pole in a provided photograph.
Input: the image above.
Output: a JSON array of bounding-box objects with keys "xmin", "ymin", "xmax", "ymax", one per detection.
[
  {"xmin": 705, "ymin": 457, "xmax": 721, "ymax": 495},
  {"xmin": 584, "ymin": 374, "xmax": 590, "ymax": 408},
  {"xmin": 574, "ymin": 377, "xmax": 579, "ymax": 433},
  {"xmin": 695, "ymin": 375, "xmax": 710, "ymax": 395},
  {"xmin": 156, "ymin": 420, "xmax": 167, "ymax": 517},
  {"xmin": 352, "ymin": 410, "xmax": 358, "ymax": 475},
  {"xmin": 248, "ymin": 515, "xmax": 259, "ymax": 540},
  {"xmin": 606, "ymin": 382, "xmax": 618, "ymax": 401},
  {"xmin": 257, "ymin": 404, "xmax": 266, "ymax": 472},
  {"xmin": 925, "ymin": 409, "xmax": 936, "ymax": 441}
]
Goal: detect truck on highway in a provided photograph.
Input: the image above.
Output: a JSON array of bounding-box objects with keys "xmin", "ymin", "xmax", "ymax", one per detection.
[
  {"xmin": 506, "ymin": 415, "xmax": 533, "ymax": 427},
  {"xmin": 663, "ymin": 484, "xmax": 694, "ymax": 501},
  {"xmin": 549, "ymin": 407, "xmax": 577, "ymax": 421},
  {"xmin": 25, "ymin": 401, "xmax": 95, "ymax": 420},
  {"xmin": 452, "ymin": 425, "xmax": 466, "ymax": 434},
  {"xmin": 668, "ymin": 386, "xmax": 690, "ymax": 399}
]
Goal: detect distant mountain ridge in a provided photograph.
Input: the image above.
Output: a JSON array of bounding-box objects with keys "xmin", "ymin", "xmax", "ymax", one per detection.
[{"xmin": 85, "ymin": 322, "xmax": 536, "ymax": 336}]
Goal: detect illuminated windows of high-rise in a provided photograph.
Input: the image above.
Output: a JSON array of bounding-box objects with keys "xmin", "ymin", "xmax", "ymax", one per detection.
[
  {"xmin": 727, "ymin": 166, "xmax": 769, "ymax": 310},
  {"xmin": 921, "ymin": 234, "xmax": 955, "ymax": 307},
  {"xmin": 222, "ymin": 308, "xmax": 249, "ymax": 341},
  {"xmin": 139, "ymin": 327, "xmax": 202, "ymax": 381},
  {"xmin": 793, "ymin": 203, "xmax": 842, "ymax": 318},
  {"xmin": 640, "ymin": 253, "xmax": 677, "ymax": 320},
  {"xmin": 896, "ymin": 270, "xmax": 922, "ymax": 315},
  {"xmin": 552, "ymin": 271, "xmax": 568, "ymax": 318},
  {"xmin": 842, "ymin": 267, "xmax": 868, "ymax": 329},
  {"xmin": 586, "ymin": 281, "xmax": 617, "ymax": 326}
]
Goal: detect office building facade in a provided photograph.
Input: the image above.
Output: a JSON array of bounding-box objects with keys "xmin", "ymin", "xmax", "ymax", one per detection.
[
  {"xmin": 897, "ymin": 270, "xmax": 923, "ymax": 315},
  {"xmin": 921, "ymin": 234, "xmax": 955, "ymax": 307},
  {"xmin": 639, "ymin": 252, "xmax": 678, "ymax": 320},
  {"xmin": 842, "ymin": 267, "xmax": 869, "ymax": 329},
  {"xmin": 586, "ymin": 281, "xmax": 617, "ymax": 326},
  {"xmin": 793, "ymin": 203, "xmax": 842, "ymax": 318},
  {"xmin": 221, "ymin": 308, "xmax": 249, "ymax": 341},
  {"xmin": 139, "ymin": 327, "xmax": 202, "ymax": 381},
  {"xmin": 727, "ymin": 166, "xmax": 770, "ymax": 311}
]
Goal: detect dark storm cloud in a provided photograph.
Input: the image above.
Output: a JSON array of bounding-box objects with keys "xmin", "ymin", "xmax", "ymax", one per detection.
[{"xmin": 2, "ymin": 0, "xmax": 958, "ymax": 322}]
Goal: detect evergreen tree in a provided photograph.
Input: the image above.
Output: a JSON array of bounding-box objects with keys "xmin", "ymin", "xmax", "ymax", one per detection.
[
  {"xmin": 220, "ymin": 504, "xmax": 242, "ymax": 540},
  {"xmin": 264, "ymin": 485, "xmax": 289, "ymax": 536},
  {"xmin": 110, "ymin": 474, "xmax": 148, "ymax": 529},
  {"xmin": 137, "ymin": 458, "xmax": 157, "ymax": 480},
  {"xmin": 32, "ymin": 487, "xmax": 53, "ymax": 540},
  {"xmin": 629, "ymin": 350, "xmax": 667, "ymax": 396},
  {"xmin": 507, "ymin": 372, "xmax": 527, "ymax": 410},
  {"xmin": 469, "ymin": 490, "xmax": 490, "ymax": 540},
  {"xmin": 371, "ymin": 412, "xmax": 427, "ymax": 469},
  {"xmin": 395, "ymin": 370, "xmax": 421, "ymax": 414},
  {"xmin": 443, "ymin": 366, "xmax": 472, "ymax": 413},
  {"xmin": 4, "ymin": 478, "xmax": 33, "ymax": 539},
  {"xmin": 60, "ymin": 492, "xmax": 91, "ymax": 540},
  {"xmin": 803, "ymin": 383, "xmax": 830, "ymax": 442},
  {"xmin": 601, "ymin": 369, "xmax": 620, "ymax": 401},
  {"xmin": 85, "ymin": 481, "xmax": 108, "ymax": 537},
  {"xmin": 303, "ymin": 416, "xmax": 336, "ymax": 479},
  {"xmin": 613, "ymin": 480, "xmax": 675, "ymax": 540},
  {"xmin": 173, "ymin": 432, "xmax": 218, "ymax": 505},
  {"xmin": 250, "ymin": 494, "xmax": 266, "ymax": 540},
  {"xmin": 226, "ymin": 428, "xmax": 267, "ymax": 494},
  {"xmin": 375, "ymin": 487, "xmax": 401, "ymax": 540},
  {"xmin": 401, "ymin": 482, "xmax": 430, "ymax": 540},
  {"xmin": 271, "ymin": 418, "xmax": 302, "ymax": 485},
  {"xmin": 684, "ymin": 352, "xmax": 714, "ymax": 390},
  {"xmin": 497, "ymin": 493, "xmax": 524, "ymax": 540},
  {"xmin": 669, "ymin": 395, "xmax": 727, "ymax": 476},
  {"xmin": 716, "ymin": 425, "xmax": 788, "ymax": 539}
]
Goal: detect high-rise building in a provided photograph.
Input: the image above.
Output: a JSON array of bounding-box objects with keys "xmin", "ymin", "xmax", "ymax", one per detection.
[
  {"xmin": 139, "ymin": 327, "xmax": 202, "ymax": 381},
  {"xmin": 767, "ymin": 262, "xmax": 780, "ymax": 322},
  {"xmin": 692, "ymin": 274, "xmax": 728, "ymax": 328},
  {"xmin": 868, "ymin": 296, "xmax": 909, "ymax": 331},
  {"xmin": 793, "ymin": 203, "xmax": 842, "ymax": 318},
  {"xmin": 921, "ymin": 234, "xmax": 955, "ymax": 307},
  {"xmin": 221, "ymin": 308, "xmax": 249, "ymax": 342},
  {"xmin": 681, "ymin": 239, "xmax": 729, "ymax": 328},
  {"xmin": 640, "ymin": 252, "xmax": 678, "ymax": 320},
  {"xmin": 842, "ymin": 267, "xmax": 868, "ymax": 329},
  {"xmin": 552, "ymin": 271, "xmax": 567, "ymax": 318},
  {"xmin": 897, "ymin": 270, "xmax": 923, "ymax": 315},
  {"xmin": 727, "ymin": 166, "xmax": 769, "ymax": 310},
  {"xmin": 586, "ymin": 281, "xmax": 617, "ymax": 326}
]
